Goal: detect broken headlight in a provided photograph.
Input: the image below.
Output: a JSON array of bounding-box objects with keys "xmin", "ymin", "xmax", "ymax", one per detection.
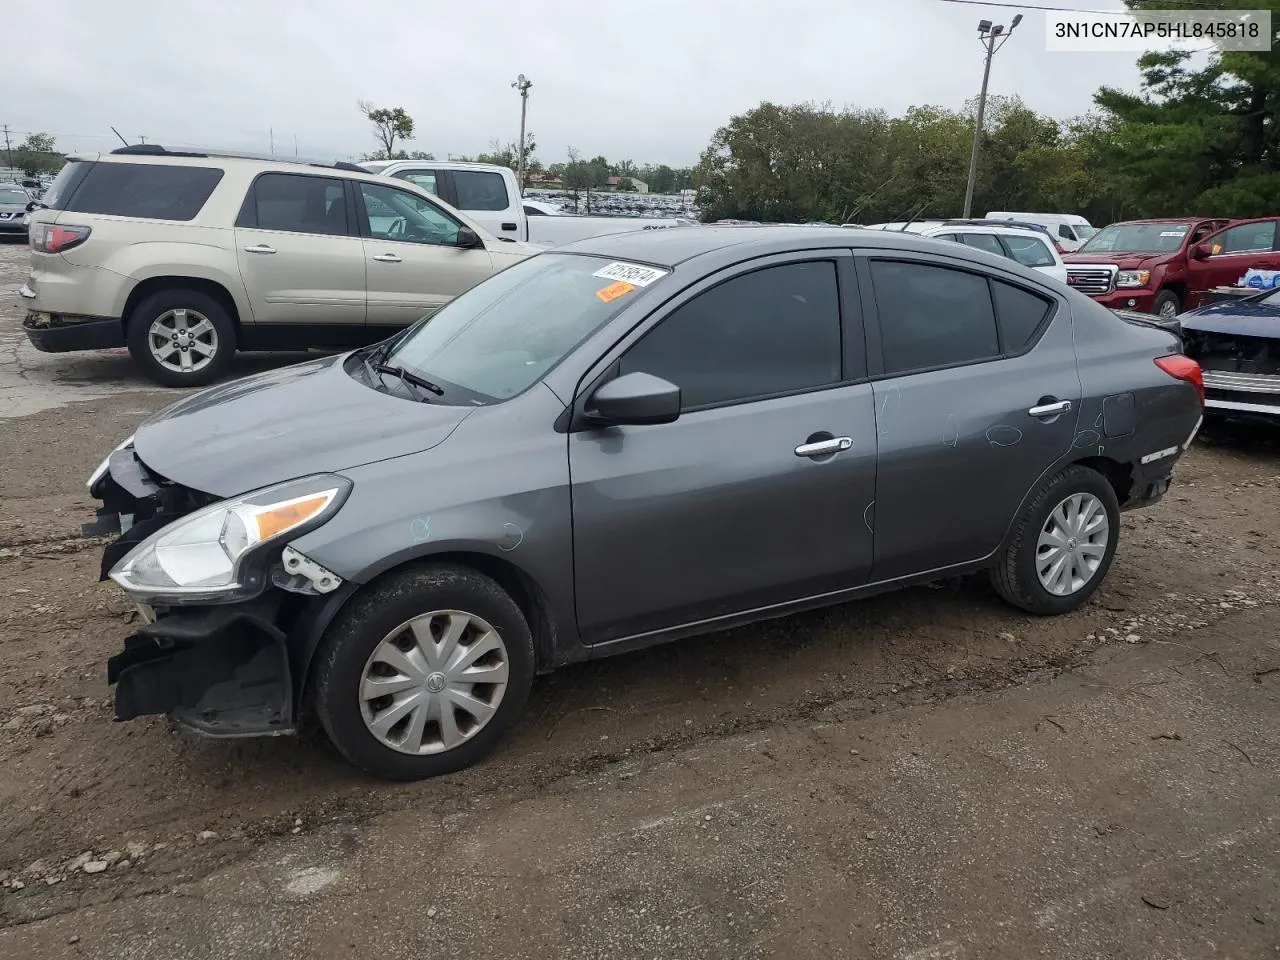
[
  {"xmin": 108, "ymin": 474, "xmax": 351, "ymax": 604},
  {"xmin": 87, "ymin": 434, "xmax": 135, "ymax": 492}
]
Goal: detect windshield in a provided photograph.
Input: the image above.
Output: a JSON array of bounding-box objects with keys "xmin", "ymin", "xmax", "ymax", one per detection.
[
  {"xmin": 0, "ymin": 188, "xmax": 28, "ymax": 204},
  {"xmin": 1075, "ymin": 224, "xmax": 1097, "ymax": 240},
  {"xmin": 1079, "ymin": 222, "xmax": 1190, "ymax": 254},
  {"xmin": 383, "ymin": 253, "xmax": 668, "ymax": 402}
]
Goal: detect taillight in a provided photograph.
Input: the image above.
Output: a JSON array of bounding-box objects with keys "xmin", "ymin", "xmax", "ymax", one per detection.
[
  {"xmin": 1155, "ymin": 354, "xmax": 1204, "ymax": 406},
  {"xmin": 30, "ymin": 222, "xmax": 91, "ymax": 254}
]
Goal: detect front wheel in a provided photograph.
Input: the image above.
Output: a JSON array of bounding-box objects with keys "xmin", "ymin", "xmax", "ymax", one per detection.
[
  {"xmin": 990, "ymin": 465, "xmax": 1120, "ymax": 616},
  {"xmin": 311, "ymin": 563, "xmax": 535, "ymax": 780},
  {"xmin": 1153, "ymin": 289, "xmax": 1181, "ymax": 320},
  {"xmin": 126, "ymin": 288, "xmax": 236, "ymax": 387}
]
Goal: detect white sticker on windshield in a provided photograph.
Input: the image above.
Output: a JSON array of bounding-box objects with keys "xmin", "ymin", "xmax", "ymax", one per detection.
[
  {"xmin": 1160, "ymin": 230, "xmax": 1187, "ymax": 237},
  {"xmin": 592, "ymin": 262, "xmax": 669, "ymax": 287}
]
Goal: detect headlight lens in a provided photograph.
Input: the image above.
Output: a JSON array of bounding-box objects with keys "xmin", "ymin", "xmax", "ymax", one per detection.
[
  {"xmin": 87, "ymin": 434, "xmax": 135, "ymax": 492},
  {"xmin": 109, "ymin": 474, "xmax": 350, "ymax": 603},
  {"xmin": 1116, "ymin": 270, "xmax": 1150, "ymax": 288}
]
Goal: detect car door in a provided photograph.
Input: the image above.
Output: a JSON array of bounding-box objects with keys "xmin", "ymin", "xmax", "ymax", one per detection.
[
  {"xmin": 233, "ymin": 172, "xmax": 366, "ymax": 334},
  {"xmin": 354, "ymin": 180, "xmax": 496, "ymax": 335},
  {"xmin": 859, "ymin": 252, "xmax": 1081, "ymax": 581},
  {"xmin": 450, "ymin": 168, "xmax": 521, "ymax": 241},
  {"xmin": 569, "ymin": 253, "xmax": 878, "ymax": 645},
  {"xmin": 1186, "ymin": 219, "xmax": 1280, "ymax": 305}
]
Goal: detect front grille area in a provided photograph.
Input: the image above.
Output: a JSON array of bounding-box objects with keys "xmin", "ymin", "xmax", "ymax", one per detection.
[
  {"xmin": 1065, "ymin": 265, "xmax": 1117, "ymax": 296},
  {"xmin": 1202, "ymin": 370, "xmax": 1280, "ymax": 395},
  {"xmin": 1183, "ymin": 329, "xmax": 1280, "ymax": 377}
]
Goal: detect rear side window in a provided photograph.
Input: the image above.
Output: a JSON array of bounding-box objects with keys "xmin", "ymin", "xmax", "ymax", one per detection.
[
  {"xmin": 453, "ymin": 170, "xmax": 510, "ymax": 211},
  {"xmin": 992, "ymin": 281, "xmax": 1052, "ymax": 351},
  {"xmin": 1003, "ymin": 234, "xmax": 1056, "ymax": 268},
  {"xmin": 870, "ymin": 261, "xmax": 1000, "ymax": 374},
  {"xmin": 242, "ymin": 173, "xmax": 348, "ymax": 236},
  {"xmin": 60, "ymin": 161, "xmax": 223, "ymax": 221},
  {"xmin": 960, "ymin": 233, "xmax": 1006, "ymax": 258}
]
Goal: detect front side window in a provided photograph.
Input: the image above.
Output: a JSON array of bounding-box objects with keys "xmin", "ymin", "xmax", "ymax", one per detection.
[
  {"xmin": 359, "ymin": 181, "xmax": 462, "ymax": 245},
  {"xmin": 870, "ymin": 261, "xmax": 1000, "ymax": 374},
  {"xmin": 384, "ymin": 253, "xmax": 654, "ymax": 401},
  {"xmin": 1003, "ymin": 234, "xmax": 1056, "ymax": 268},
  {"xmin": 61, "ymin": 161, "xmax": 223, "ymax": 221},
  {"xmin": 453, "ymin": 170, "xmax": 510, "ymax": 211},
  {"xmin": 960, "ymin": 233, "xmax": 1006, "ymax": 258},
  {"xmin": 618, "ymin": 261, "xmax": 842, "ymax": 410},
  {"xmin": 1209, "ymin": 221, "xmax": 1277, "ymax": 255},
  {"xmin": 392, "ymin": 169, "xmax": 440, "ymax": 196},
  {"xmin": 248, "ymin": 173, "xmax": 347, "ymax": 235}
]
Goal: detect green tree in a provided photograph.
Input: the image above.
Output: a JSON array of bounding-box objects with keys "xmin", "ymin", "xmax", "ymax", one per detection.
[
  {"xmin": 12, "ymin": 133, "xmax": 63, "ymax": 176},
  {"xmin": 357, "ymin": 101, "xmax": 416, "ymax": 159},
  {"xmin": 616, "ymin": 176, "xmax": 636, "ymax": 192}
]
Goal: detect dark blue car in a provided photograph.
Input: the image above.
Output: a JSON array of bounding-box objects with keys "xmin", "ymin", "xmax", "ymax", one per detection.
[{"xmin": 1174, "ymin": 288, "xmax": 1280, "ymax": 423}]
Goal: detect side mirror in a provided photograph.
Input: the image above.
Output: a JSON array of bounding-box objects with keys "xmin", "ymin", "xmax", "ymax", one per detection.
[
  {"xmin": 25, "ymin": 200, "xmax": 38, "ymax": 212},
  {"xmin": 1192, "ymin": 242, "xmax": 1215, "ymax": 260},
  {"xmin": 587, "ymin": 372, "xmax": 681, "ymax": 426},
  {"xmin": 455, "ymin": 227, "xmax": 484, "ymax": 249}
]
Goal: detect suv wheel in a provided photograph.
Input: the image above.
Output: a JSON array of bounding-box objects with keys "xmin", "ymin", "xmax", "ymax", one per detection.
[
  {"xmin": 1153, "ymin": 289, "xmax": 1181, "ymax": 320},
  {"xmin": 989, "ymin": 465, "xmax": 1120, "ymax": 616},
  {"xmin": 312, "ymin": 563, "xmax": 536, "ymax": 780},
  {"xmin": 126, "ymin": 288, "xmax": 235, "ymax": 387}
]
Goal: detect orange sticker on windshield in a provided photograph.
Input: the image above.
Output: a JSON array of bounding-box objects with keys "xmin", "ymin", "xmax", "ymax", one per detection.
[{"xmin": 596, "ymin": 280, "xmax": 636, "ymax": 303}]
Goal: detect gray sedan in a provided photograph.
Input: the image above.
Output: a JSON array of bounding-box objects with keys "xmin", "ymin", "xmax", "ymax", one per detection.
[
  {"xmin": 85, "ymin": 227, "xmax": 1205, "ymax": 780},
  {"xmin": 0, "ymin": 184, "xmax": 31, "ymax": 236}
]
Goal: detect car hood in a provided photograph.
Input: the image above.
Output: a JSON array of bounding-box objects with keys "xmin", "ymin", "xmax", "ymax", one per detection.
[
  {"xmin": 132, "ymin": 353, "xmax": 476, "ymax": 498},
  {"xmin": 1178, "ymin": 298, "xmax": 1280, "ymax": 337},
  {"xmin": 1062, "ymin": 252, "xmax": 1171, "ymax": 268},
  {"xmin": 0, "ymin": 202, "xmax": 27, "ymax": 213}
]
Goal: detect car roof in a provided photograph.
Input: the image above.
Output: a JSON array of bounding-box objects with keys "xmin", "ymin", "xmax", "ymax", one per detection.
[
  {"xmin": 921, "ymin": 224, "xmax": 1049, "ymax": 238},
  {"xmin": 72, "ymin": 145, "xmax": 374, "ymax": 179},
  {"xmin": 554, "ymin": 225, "xmax": 1023, "ymax": 269}
]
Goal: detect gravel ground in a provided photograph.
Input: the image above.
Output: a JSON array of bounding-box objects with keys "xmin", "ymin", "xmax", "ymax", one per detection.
[{"xmin": 0, "ymin": 239, "xmax": 1277, "ymax": 958}]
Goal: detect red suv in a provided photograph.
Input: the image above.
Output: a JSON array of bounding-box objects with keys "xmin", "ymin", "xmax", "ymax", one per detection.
[{"xmin": 1062, "ymin": 217, "xmax": 1280, "ymax": 318}]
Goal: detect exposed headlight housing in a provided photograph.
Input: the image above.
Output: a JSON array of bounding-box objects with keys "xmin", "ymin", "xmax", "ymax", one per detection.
[
  {"xmin": 87, "ymin": 434, "xmax": 135, "ymax": 492},
  {"xmin": 109, "ymin": 474, "xmax": 351, "ymax": 604},
  {"xmin": 1116, "ymin": 269, "xmax": 1150, "ymax": 289}
]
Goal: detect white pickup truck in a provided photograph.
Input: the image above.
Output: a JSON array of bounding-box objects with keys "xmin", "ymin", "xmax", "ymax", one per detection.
[{"xmin": 360, "ymin": 159, "xmax": 698, "ymax": 248}]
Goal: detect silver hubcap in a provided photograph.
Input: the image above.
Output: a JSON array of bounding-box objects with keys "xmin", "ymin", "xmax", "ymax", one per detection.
[
  {"xmin": 147, "ymin": 308, "xmax": 217, "ymax": 374},
  {"xmin": 1036, "ymin": 492, "xmax": 1110, "ymax": 596},
  {"xmin": 1158, "ymin": 300, "xmax": 1178, "ymax": 319},
  {"xmin": 359, "ymin": 610, "xmax": 509, "ymax": 755}
]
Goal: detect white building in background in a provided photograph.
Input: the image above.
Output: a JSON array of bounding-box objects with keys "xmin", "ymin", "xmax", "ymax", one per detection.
[{"xmin": 607, "ymin": 176, "xmax": 649, "ymax": 194}]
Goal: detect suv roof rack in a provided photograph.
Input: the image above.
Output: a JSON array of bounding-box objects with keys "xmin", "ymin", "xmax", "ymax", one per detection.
[
  {"xmin": 109, "ymin": 144, "xmax": 367, "ymax": 174},
  {"xmin": 941, "ymin": 218, "xmax": 1051, "ymax": 233}
]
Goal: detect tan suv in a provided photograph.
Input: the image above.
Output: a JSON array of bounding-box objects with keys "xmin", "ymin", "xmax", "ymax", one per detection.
[{"xmin": 20, "ymin": 145, "xmax": 538, "ymax": 386}]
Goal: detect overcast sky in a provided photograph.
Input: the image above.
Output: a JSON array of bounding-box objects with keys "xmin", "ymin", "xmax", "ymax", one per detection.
[{"xmin": 12, "ymin": 0, "xmax": 1152, "ymax": 167}]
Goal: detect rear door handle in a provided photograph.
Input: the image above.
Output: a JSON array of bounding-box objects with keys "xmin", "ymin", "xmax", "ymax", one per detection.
[
  {"xmin": 243, "ymin": 244, "xmax": 276, "ymax": 254},
  {"xmin": 1028, "ymin": 399, "xmax": 1072, "ymax": 418},
  {"xmin": 795, "ymin": 437, "xmax": 853, "ymax": 458},
  {"xmin": 372, "ymin": 253, "xmax": 402, "ymax": 263},
  {"xmin": 501, "ymin": 222, "xmax": 518, "ymax": 231}
]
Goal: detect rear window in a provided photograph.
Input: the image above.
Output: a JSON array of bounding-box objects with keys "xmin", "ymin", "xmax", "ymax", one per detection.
[
  {"xmin": 452, "ymin": 170, "xmax": 510, "ymax": 211},
  {"xmin": 57, "ymin": 161, "xmax": 223, "ymax": 221}
]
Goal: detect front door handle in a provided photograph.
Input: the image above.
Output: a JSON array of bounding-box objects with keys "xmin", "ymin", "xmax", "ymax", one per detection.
[
  {"xmin": 243, "ymin": 244, "xmax": 276, "ymax": 254},
  {"xmin": 372, "ymin": 253, "xmax": 403, "ymax": 263},
  {"xmin": 1028, "ymin": 399, "xmax": 1072, "ymax": 418},
  {"xmin": 501, "ymin": 222, "xmax": 518, "ymax": 231},
  {"xmin": 795, "ymin": 436, "xmax": 853, "ymax": 458}
]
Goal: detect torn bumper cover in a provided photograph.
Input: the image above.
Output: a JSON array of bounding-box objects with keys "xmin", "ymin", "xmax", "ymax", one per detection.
[{"xmin": 108, "ymin": 599, "xmax": 294, "ymax": 737}]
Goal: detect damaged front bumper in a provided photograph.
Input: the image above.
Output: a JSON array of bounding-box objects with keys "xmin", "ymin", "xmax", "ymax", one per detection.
[{"xmin": 90, "ymin": 444, "xmax": 354, "ymax": 738}]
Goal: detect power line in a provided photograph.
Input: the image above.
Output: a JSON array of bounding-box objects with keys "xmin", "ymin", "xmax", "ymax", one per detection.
[{"xmin": 935, "ymin": 0, "xmax": 1151, "ymax": 13}]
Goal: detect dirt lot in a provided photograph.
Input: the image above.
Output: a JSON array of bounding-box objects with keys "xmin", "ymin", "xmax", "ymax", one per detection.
[{"xmin": 1, "ymin": 239, "xmax": 1277, "ymax": 958}]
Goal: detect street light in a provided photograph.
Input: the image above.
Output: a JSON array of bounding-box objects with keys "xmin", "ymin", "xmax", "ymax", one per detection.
[
  {"xmin": 961, "ymin": 12, "xmax": 1022, "ymax": 218},
  {"xmin": 511, "ymin": 74, "xmax": 533, "ymax": 195}
]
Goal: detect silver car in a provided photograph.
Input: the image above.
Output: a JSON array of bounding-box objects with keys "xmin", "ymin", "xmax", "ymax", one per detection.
[
  {"xmin": 85, "ymin": 227, "xmax": 1205, "ymax": 780},
  {"xmin": 0, "ymin": 183, "xmax": 31, "ymax": 237}
]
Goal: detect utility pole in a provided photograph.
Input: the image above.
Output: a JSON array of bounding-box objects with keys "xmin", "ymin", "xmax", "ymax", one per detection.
[
  {"xmin": 270, "ymin": 127, "xmax": 275, "ymax": 154},
  {"xmin": 2, "ymin": 124, "xmax": 12, "ymax": 170},
  {"xmin": 511, "ymin": 73, "xmax": 532, "ymax": 195},
  {"xmin": 962, "ymin": 13, "xmax": 1021, "ymax": 219}
]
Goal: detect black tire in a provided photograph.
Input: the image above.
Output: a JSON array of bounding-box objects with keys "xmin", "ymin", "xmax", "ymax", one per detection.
[
  {"xmin": 989, "ymin": 464, "xmax": 1121, "ymax": 616},
  {"xmin": 126, "ymin": 287, "xmax": 236, "ymax": 388},
  {"xmin": 1152, "ymin": 289, "xmax": 1181, "ymax": 320},
  {"xmin": 311, "ymin": 563, "xmax": 536, "ymax": 781}
]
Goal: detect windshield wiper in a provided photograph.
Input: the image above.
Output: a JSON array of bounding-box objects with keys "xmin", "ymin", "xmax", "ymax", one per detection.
[{"xmin": 374, "ymin": 363, "xmax": 444, "ymax": 397}]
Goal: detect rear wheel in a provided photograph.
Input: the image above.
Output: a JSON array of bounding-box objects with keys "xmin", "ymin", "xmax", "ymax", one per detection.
[
  {"xmin": 1153, "ymin": 289, "xmax": 1181, "ymax": 320},
  {"xmin": 990, "ymin": 465, "xmax": 1120, "ymax": 615},
  {"xmin": 126, "ymin": 288, "xmax": 235, "ymax": 387},
  {"xmin": 311, "ymin": 563, "xmax": 536, "ymax": 780}
]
